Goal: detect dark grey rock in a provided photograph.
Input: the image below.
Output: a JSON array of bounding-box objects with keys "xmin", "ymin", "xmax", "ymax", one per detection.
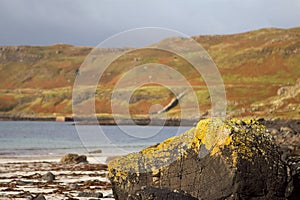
[
  {"xmin": 89, "ymin": 149, "xmax": 102, "ymax": 154},
  {"xmin": 33, "ymin": 194, "xmax": 46, "ymax": 200},
  {"xmin": 260, "ymin": 119, "xmax": 300, "ymax": 200},
  {"xmin": 16, "ymin": 180, "xmax": 33, "ymax": 185},
  {"xmin": 42, "ymin": 172, "xmax": 55, "ymax": 182},
  {"xmin": 77, "ymin": 192, "xmax": 103, "ymax": 198}
]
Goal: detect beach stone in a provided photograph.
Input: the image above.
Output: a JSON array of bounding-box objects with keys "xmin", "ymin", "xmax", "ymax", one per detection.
[
  {"xmin": 24, "ymin": 194, "xmax": 34, "ymax": 200},
  {"xmin": 264, "ymin": 120, "xmax": 300, "ymax": 164},
  {"xmin": 60, "ymin": 153, "xmax": 88, "ymax": 164},
  {"xmin": 25, "ymin": 173, "xmax": 42, "ymax": 179},
  {"xmin": 77, "ymin": 191, "xmax": 103, "ymax": 198},
  {"xmin": 33, "ymin": 194, "xmax": 46, "ymax": 200},
  {"xmin": 70, "ymin": 183, "xmax": 80, "ymax": 189},
  {"xmin": 108, "ymin": 118, "xmax": 287, "ymax": 200},
  {"xmin": 127, "ymin": 186, "xmax": 198, "ymax": 200},
  {"xmin": 42, "ymin": 172, "xmax": 55, "ymax": 182},
  {"xmin": 89, "ymin": 149, "xmax": 102, "ymax": 154},
  {"xmin": 16, "ymin": 180, "xmax": 33, "ymax": 185}
]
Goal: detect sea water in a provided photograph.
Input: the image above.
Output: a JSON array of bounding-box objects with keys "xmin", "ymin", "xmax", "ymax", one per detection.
[{"xmin": 0, "ymin": 121, "xmax": 191, "ymax": 157}]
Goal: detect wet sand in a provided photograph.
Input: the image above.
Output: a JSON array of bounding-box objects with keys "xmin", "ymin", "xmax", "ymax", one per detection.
[{"xmin": 0, "ymin": 156, "xmax": 115, "ymax": 199}]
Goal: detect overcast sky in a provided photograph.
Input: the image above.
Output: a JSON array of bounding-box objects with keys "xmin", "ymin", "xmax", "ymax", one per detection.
[{"xmin": 0, "ymin": 0, "xmax": 300, "ymax": 46}]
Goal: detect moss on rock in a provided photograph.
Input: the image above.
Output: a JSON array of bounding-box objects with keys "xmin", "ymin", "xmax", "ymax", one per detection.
[{"xmin": 108, "ymin": 118, "xmax": 287, "ymax": 200}]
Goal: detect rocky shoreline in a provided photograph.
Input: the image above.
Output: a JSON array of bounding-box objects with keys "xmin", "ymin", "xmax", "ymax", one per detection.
[
  {"xmin": 0, "ymin": 115, "xmax": 197, "ymax": 126},
  {"xmin": 1, "ymin": 115, "xmax": 299, "ymax": 127},
  {"xmin": 108, "ymin": 118, "xmax": 300, "ymax": 200},
  {"xmin": 0, "ymin": 118, "xmax": 299, "ymax": 199},
  {"xmin": 0, "ymin": 155, "xmax": 114, "ymax": 200}
]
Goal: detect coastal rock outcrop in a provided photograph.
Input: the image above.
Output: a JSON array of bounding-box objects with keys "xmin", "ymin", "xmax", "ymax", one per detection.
[
  {"xmin": 60, "ymin": 153, "xmax": 88, "ymax": 164},
  {"xmin": 108, "ymin": 118, "xmax": 287, "ymax": 200},
  {"xmin": 285, "ymin": 155, "xmax": 300, "ymax": 200}
]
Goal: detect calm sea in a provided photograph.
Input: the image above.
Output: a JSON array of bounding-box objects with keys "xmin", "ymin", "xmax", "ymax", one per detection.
[{"xmin": 0, "ymin": 121, "xmax": 191, "ymax": 157}]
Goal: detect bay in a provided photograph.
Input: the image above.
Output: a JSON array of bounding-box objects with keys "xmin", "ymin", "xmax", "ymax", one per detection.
[{"xmin": 0, "ymin": 121, "xmax": 191, "ymax": 157}]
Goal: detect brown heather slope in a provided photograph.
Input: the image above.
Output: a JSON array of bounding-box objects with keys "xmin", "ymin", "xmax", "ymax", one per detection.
[{"xmin": 0, "ymin": 27, "xmax": 299, "ymax": 119}]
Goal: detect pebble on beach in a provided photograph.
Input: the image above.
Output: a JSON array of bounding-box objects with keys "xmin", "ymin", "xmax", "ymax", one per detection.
[
  {"xmin": 42, "ymin": 172, "xmax": 55, "ymax": 182},
  {"xmin": 0, "ymin": 158, "xmax": 113, "ymax": 199},
  {"xmin": 60, "ymin": 153, "xmax": 88, "ymax": 164}
]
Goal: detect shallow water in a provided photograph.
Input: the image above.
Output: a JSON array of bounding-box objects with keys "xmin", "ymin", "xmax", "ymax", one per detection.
[{"xmin": 0, "ymin": 121, "xmax": 191, "ymax": 157}]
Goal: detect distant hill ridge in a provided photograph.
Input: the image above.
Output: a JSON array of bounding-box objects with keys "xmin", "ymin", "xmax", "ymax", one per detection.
[{"xmin": 0, "ymin": 27, "xmax": 299, "ymax": 119}]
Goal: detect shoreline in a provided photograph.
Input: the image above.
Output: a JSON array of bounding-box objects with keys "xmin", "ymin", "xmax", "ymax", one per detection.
[
  {"xmin": 0, "ymin": 149, "xmax": 129, "ymax": 165},
  {"xmin": 0, "ymin": 118, "xmax": 299, "ymax": 199},
  {"xmin": 1, "ymin": 115, "xmax": 300, "ymax": 127},
  {"xmin": 0, "ymin": 154, "xmax": 109, "ymax": 165},
  {"xmin": 0, "ymin": 115, "xmax": 198, "ymax": 126},
  {"xmin": 0, "ymin": 154, "xmax": 115, "ymax": 199}
]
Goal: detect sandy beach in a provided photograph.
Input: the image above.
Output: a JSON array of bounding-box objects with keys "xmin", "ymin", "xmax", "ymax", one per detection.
[
  {"xmin": 0, "ymin": 155, "xmax": 115, "ymax": 200},
  {"xmin": 0, "ymin": 121, "xmax": 190, "ymax": 200}
]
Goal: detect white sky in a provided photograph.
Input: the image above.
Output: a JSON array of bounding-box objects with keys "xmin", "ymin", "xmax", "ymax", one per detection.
[{"xmin": 0, "ymin": 0, "xmax": 299, "ymax": 46}]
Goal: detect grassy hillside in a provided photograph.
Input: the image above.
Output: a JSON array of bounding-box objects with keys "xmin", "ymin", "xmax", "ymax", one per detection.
[{"xmin": 0, "ymin": 27, "xmax": 299, "ymax": 119}]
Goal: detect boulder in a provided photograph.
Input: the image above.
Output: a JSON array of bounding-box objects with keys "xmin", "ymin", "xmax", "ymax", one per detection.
[
  {"xmin": 77, "ymin": 191, "xmax": 103, "ymax": 198},
  {"xmin": 60, "ymin": 153, "xmax": 88, "ymax": 164},
  {"xmin": 108, "ymin": 118, "xmax": 287, "ymax": 200},
  {"xmin": 42, "ymin": 172, "xmax": 55, "ymax": 182}
]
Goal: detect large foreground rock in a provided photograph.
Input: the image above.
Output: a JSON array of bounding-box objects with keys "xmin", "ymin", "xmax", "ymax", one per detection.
[{"xmin": 108, "ymin": 118, "xmax": 287, "ymax": 200}]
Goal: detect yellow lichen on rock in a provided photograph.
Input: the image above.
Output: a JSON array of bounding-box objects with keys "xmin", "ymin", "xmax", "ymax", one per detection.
[
  {"xmin": 140, "ymin": 136, "xmax": 176, "ymax": 155},
  {"xmin": 192, "ymin": 118, "xmax": 231, "ymax": 156},
  {"xmin": 108, "ymin": 118, "xmax": 287, "ymax": 200},
  {"xmin": 223, "ymin": 118, "xmax": 272, "ymax": 165},
  {"xmin": 108, "ymin": 118, "xmax": 274, "ymax": 180},
  {"xmin": 108, "ymin": 127, "xmax": 196, "ymax": 182}
]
